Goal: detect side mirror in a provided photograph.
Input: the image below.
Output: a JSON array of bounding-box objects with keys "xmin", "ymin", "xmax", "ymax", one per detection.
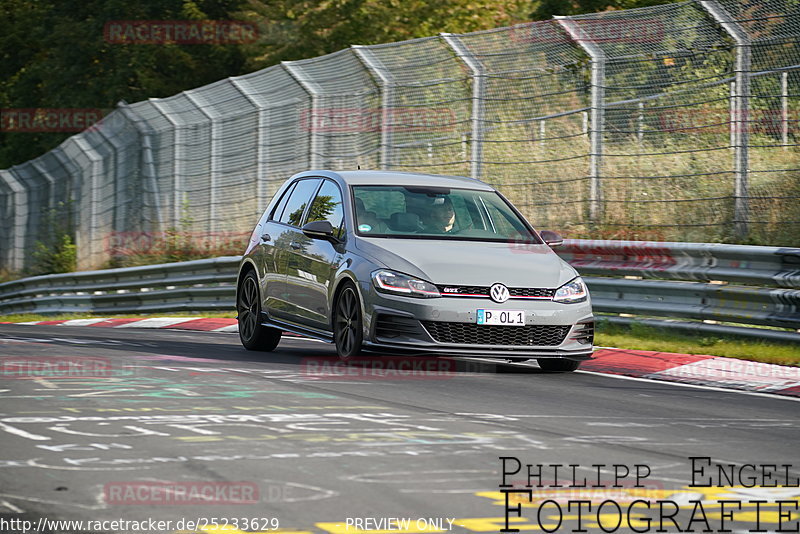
[
  {"xmin": 302, "ymin": 220, "xmax": 336, "ymax": 241},
  {"xmin": 539, "ymin": 230, "xmax": 563, "ymax": 247}
]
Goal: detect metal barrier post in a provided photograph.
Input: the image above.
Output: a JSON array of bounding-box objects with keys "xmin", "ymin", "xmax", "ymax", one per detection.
[
  {"xmin": 184, "ymin": 92, "xmax": 219, "ymax": 234},
  {"xmin": 117, "ymin": 102, "xmax": 164, "ymax": 232},
  {"xmin": 352, "ymin": 45, "xmax": 394, "ymax": 170},
  {"xmin": 555, "ymin": 16, "xmax": 606, "ymax": 224},
  {"xmin": 73, "ymin": 136, "xmax": 103, "ymax": 269},
  {"xmin": 441, "ymin": 33, "xmax": 485, "ymax": 180},
  {"xmin": 149, "ymin": 99, "xmax": 183, "ymax": 230},
  {"xmin": 0, "ymin": 170, "xmax": 28, "ymax": 271},
  {"xmin": 282, "ymin": 62, "xmax": 322, "ymax": 169},
  {"xmin": 230, "ymin": 78, "xmax": 270, "ymax": 210},
  {"xmin": 700, "ymin": 0, "xmax": 751, "ymax": 239},
  {"xmin": 782, "ymin": 71, "xmax": 790, "ymax": 149}
]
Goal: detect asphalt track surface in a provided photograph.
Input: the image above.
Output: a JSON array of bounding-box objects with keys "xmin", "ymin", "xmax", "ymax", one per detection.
[{"xmin": 0, "ymin": 324, "xmax": 798, "ymax": 534}]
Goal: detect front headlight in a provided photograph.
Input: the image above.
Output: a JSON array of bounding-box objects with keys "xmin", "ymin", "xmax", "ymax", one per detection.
[
  {"xmin": 553, "ymin": 277, "xmax": 588, "ymax": 303},
  {"xmin": 372, "ymin": 270, "xmax": 440, "ymax": 298}
]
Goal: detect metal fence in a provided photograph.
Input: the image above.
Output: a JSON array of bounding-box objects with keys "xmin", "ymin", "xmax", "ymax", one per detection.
[
  {"xmin": 1, "ymin": 240, "xmax": 797, "ymax": 342},
  {"xmin": 1, "ymin": 0, "xmax": 799, "ymax": 272}
]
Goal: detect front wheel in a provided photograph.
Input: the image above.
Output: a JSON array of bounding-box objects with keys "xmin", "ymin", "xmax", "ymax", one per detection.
[
  {"xmin": 333, "ymin": 282, "xmax": 363, "ymax": 360},
  {"xmin": 237, "ymin": 271, "xmax": 281, "ymax": 351},
  {"xmin": 537, "ymin": 358, "xmax": 581, "ymax": 372}
]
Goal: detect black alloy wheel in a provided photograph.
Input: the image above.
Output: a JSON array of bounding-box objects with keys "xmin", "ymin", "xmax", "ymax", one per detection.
[
  {"xmin": 333, "ymin": 282, "xmax": 363, "ymax": 360},
  {"xmin": 237, "ymin": 270, "xmax": 281, "ymax": 351}
]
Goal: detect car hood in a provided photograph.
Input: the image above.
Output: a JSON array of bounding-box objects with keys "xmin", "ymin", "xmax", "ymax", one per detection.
[{"xmin": 353, "ymin": 238, "xmax": 577, "ymax": 288}]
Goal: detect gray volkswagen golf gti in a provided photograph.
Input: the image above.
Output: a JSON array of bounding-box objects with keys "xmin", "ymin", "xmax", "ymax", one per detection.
[{"xmin": 236, "ymin": 170, "xmax": 594, "ymax": 371}]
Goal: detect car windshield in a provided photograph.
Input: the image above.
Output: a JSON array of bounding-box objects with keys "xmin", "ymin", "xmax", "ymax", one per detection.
[{"xmin": 351, "ymin": 185, "xmax": 541, "ymax": 243}]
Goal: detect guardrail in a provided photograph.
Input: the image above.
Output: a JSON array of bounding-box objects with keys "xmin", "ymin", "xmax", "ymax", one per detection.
[
  {"xmin": 0, "ymin": 257, "xmax": 240, "ymax": 315},
  {"xmin": 0, "ymin": 241, "xmax": 798, "ymax": 343}
]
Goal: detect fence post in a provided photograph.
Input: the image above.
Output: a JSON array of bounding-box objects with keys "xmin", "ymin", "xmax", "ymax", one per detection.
[
  {"xmin": 782, "ymin": 71, "xmax": 789, "ymax": 149},
  {"xmin": 230, "ymin": 78, "xmax": 270, "ymax": 209},
  {"xmin": 700, "ymin": 0, "xmax": 751, "ymax": 239},
  {"xmin": 117, "ymin": 102, "xmax": 164, "ymax": 233},
  {"xmin": 184, "ymin": 92, "xmax": 218, "ymax": 234},
  {"xmin": 441, "ymin": 33, "xmax": 485, "ymax": 180},
  {"xmin": 89, "ymin": 112, "xmax": 126, "ymax": 237},
  {"xmin": 637, "ymin": 102, "xmax": 645, "ymax": 144},
  {"xmin": 282, "ymin": 62, "xmax": 322, "ymax": 169},
  {"xmin": 352, "ymin": 45, "xmax": 394, "ymax": 170},
  {"xmin": 73, "ymin": 136, "xmax": 103, "ymax": 270},
  {"xmin": 0, "ymin": 170, "xmax": 28, "ymax": 272},
  {"xmin": 555, "ymin": 16, "xmax": 606, "ymax": 224},
  {"xmin": 150, "ymin": 99, "xmax": 182, "ymax": 230}
]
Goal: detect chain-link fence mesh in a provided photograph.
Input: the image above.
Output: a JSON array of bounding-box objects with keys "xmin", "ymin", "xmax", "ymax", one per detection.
[{"xmin": 1, "ymin": 0, "xmax": 798, "ymax": 271}]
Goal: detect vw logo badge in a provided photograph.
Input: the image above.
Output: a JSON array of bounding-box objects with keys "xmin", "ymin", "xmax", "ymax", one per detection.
[{"xmin": 489, "ymin": 283, "xmax": 510, "ymax": 303}]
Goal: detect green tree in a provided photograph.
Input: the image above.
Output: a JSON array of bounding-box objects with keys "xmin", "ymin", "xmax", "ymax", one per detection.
[
  {"xmin": 238, "ymin": 0, "xmax": 531, "ymax": 68},
  {"xmin": 528, "ymin": 0, "xmax": 683, "ymax": 19},
  {"xmin": 0, "ymin": 0, "xmax": 249, "ymax": 168}
]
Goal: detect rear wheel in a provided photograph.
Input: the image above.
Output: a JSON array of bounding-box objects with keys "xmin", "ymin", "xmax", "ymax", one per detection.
[
  {"xmin": 237, "ymin": 270, "xmax": 281, "ymax": 351},
  {"xmin": 537, "ymin": 358, "xmax": 581, "ymax": 372},
  {"xmin": 333, "ymin": 282, "xmax": 363, "ymax": 360}
]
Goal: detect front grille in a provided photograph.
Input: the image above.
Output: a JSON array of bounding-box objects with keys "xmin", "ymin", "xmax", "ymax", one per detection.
[
  {"xmin": 375, "ymin": 314, "xmax": 424, "ymax": 339},
  {"xmin": 421, "ymin": 321, "xmax": 570, "ymax": 346},
  {"xmin": 510, "ymin": 288, "xmax": 556, "ymax": 298},
  {"xmin": 436, "ymin": 285, "xmax": 555, "ymax": 299}
]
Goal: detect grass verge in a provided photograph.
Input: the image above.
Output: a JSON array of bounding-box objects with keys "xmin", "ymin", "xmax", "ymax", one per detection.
[{"xmin": 596, "ymin": 321, "xmax": 800, "ymax": 367}]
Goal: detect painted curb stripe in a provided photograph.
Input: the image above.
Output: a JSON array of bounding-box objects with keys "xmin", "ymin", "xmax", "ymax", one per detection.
[
  {"xmin": 645, "ymin": 356, "xmax": 800, "ymax": 393},
  {"xmin": 87, "ymin": 318, "xmax": 142, "ymax": 327},
  {"xmin": 114, "ymin": 317, "xmax": 198, "ymax": 329},
  {"xmin": 583, "ymin": 348, "xmax": 712, "ymax": 375},
  {"xmin": 169, "ymin": 318, "xmax": 237, "ymax": 331},
  {"xmin": 3, "ymin": 318, "xmax": 797, "ymax": 397},
  {"xmin": 60, "ymin": 318, "xmax": 108, "ymax": 326}
]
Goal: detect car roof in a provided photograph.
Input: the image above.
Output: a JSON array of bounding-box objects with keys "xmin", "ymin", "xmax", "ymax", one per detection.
[{"xmin": 292, "ymin": 170, "xmax": 496, "ymax": 191}]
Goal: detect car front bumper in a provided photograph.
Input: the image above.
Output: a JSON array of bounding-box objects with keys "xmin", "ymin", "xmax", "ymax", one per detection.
[{"xmin": 360, "ymin": 281, "xmax": 595, "ymax": 359}]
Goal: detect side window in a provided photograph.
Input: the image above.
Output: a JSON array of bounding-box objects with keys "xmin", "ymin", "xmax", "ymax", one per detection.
[
  {"xmin": 278, "ymin": 179, "xmax": 321, "ymax": 227},
  {"xmin": 306, "ymin": 180, "xmax": 345, "ymax": 239},
  {"xmin": 270, "ymin": 182, "xmax": 296, "ymax": 221}
]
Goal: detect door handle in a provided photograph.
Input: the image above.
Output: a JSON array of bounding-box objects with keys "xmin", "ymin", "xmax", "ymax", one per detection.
[
  {"xmin": 290, "ymin": 241, "xmax": 302, "ymax": 250},
  {"xmin": 261, "ymin": 233, "xmax": 271, "ymax": 242}
]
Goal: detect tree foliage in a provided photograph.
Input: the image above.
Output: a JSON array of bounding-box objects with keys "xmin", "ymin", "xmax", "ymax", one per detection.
[{"xmin": 1, "ymin": 0, "xmax": 685, "ymax": 168}]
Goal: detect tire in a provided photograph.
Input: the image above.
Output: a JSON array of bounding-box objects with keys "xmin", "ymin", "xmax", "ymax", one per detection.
[
  {"xmin": 333, "ymin": 282, "xmax": 363, "ymax": 360},
  {"xmin": 537, "ymin": 358, "xmax": 581, "ymax": 372},
  {"xmin": 237, "ymin": 270, "xmax": 281, "ymax": 351}
]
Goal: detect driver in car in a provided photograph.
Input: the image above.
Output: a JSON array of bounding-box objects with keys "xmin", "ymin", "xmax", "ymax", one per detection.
[{"xmin": 424, "ymin": 197, "xmax": 456, "ymax": 233}]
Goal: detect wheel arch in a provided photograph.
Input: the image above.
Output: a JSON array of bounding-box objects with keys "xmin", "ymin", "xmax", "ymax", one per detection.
[
  {"xmin": 237, "ymin": 259, "xmax": 258, "ymax": 289},
  {"xmin": 329, "ymin": 273, "xmax": 365, "ymax": 333}
]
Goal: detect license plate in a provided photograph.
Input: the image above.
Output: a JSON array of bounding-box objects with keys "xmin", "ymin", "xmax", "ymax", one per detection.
[{"xmin": 476, "ymin": 309, "xmax": 525, "ymax": 326}]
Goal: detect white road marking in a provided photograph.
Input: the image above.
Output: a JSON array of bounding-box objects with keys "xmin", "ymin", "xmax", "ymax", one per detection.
[
  {"xmin": 114, "ymin": 317, "xmax": 198, "ymax": 328},
  {"xmin": 0, "ymin": 499, "xmax": 24, "ymax": 513},
  {"xmin": 60, "ymin": 319, "xmax": 107, "ymax": 326},
  {"xmin": 0, "ymin": 422, "xmax": 51, "ymax": 441},
  {"xmin": 577, "ymin": 369, "xmax": 800, "ymax": 402}
]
